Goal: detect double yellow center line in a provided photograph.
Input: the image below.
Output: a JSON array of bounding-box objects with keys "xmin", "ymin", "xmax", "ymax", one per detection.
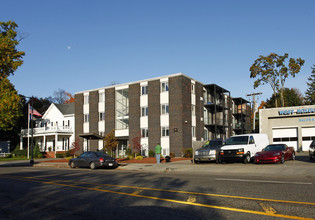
[{"xmin": 1, "ymin": 175, "xmax": 314, "ymax": 220}]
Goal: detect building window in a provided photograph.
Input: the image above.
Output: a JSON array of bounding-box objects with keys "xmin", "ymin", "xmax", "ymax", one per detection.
[
  {"xmin": 162, "ymin": 126, "xmax": 169, "ymax": 137},
  {"xmin": 161, "ymin": 104, "xmax": 169, "ymax": 115},
  {"xmin": 99, "ymin": 112, "xmax": 105, "ymax": 121},
  {"xmin": 84, "ymin": 114, "xmax": 89, "ymax": 123},
  {"xmin": 192, "ymin": 104, "xmax": 196, "ymax": 116},
  {"xmin": 116, "ymin": 89, "xmax": 129, "ymax": 130},
  {"xmin": 161, "ymin": 82, "xmax": 169, "ymax": 92},
  {"xmin": 141, "ymin": 128, "xmax": 148, "ymax": 138},
  {"xmin": 141, "ymin": 107, "xmax": 148, "ymax": 117},
  {"xmin": 141, "ymin": 86, "xmax": 148, "ymax": 95},
  {"xmin": 192, "ymin": 126, "xmax": 196, "ymax": 137},
  {"xmin": 99, "ymin": 92, "xmax": 105, "ymax": 102},
  {"xmin": 191, "ymin": 84, "xmax": 195, "ymax": 94},
  {"xmin": 84, "ymin": 95, "xmax": 89, "ymax": 104}
]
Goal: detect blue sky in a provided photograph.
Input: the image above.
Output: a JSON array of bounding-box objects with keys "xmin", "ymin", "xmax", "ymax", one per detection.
[{"xmin": 3, "ymin": 0, "xmax": 315, "ymax": 103}]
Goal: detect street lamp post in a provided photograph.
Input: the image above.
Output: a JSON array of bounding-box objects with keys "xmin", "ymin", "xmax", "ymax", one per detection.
[
  {"xmin": 26, "ymin": 96, "xmax": 34, "ymax": 165},
  {"xmin": 30, "ymin": 97, "xmax": 34, "ymax": 165}
]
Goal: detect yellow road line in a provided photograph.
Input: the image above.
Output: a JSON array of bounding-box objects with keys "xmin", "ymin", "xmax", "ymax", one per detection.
[
  {"xmin": 0, "ymin": 175, "xmax": 313, "ymax": 220},
  {"xmin": 16, "ymin": 175, "xmax": 315, "ymax": 206}
]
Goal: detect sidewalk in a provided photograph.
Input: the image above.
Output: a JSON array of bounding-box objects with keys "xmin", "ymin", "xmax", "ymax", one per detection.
[{"xmin": 1, "ymin": 152, "xmax": 314, "ymax": 177}]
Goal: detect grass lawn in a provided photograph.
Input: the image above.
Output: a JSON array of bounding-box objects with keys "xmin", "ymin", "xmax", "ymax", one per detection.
[{"xmin": 0, "ymin": 157, "xmax": 28, "ymax": 161}]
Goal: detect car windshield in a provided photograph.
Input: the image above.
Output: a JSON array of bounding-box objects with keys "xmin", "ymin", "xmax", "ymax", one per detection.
[
  {"xmin": 263, "ymin": 145, "xmax": 285, "ymax": 151},
  {"xmin": 202, "ymin": 140, "xmax": 222, "ymax": 148},
  {"xmin": 225, "ymin": 136, "xmax": 248, "ymax": 145}
]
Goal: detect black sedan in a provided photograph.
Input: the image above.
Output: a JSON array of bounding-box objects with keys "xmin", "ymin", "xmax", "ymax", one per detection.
[{"xmin": 69, "ymin": 151, "xmax": 118, "ymax": 169}]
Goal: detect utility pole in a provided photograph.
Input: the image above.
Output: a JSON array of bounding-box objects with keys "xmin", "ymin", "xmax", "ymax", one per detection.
[{"xmin": 246, "ymin": 92, "xmax": 262, "ymax": 132}]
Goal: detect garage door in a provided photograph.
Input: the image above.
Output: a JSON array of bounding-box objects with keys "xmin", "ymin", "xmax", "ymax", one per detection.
[
  {"xmin": 272, "ymin": 128, "xmax": 298, "ymax": 151},
  {"xmin": 302, "ymin": 127, "xmax": 315, "ymax": 151}
]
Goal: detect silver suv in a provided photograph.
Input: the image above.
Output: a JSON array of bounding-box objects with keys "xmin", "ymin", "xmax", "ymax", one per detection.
[
  {"xmin": 194, "ymin": 139, "xmax": 224, "ymax": 164},
  {"xmin": 310, "ymin": 140, "xmax": 315, "ymax": 161}
]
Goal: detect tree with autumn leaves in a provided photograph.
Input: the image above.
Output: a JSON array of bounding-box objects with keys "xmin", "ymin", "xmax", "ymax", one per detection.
[
  {"xmin": 0, "ymin": 76, "xmax": 22, "ymax": 130},
  {"xmin": 104, "ymin": 129, "xmax": 118, "ymax": 157},
  {"xmin": 0, "ymin": 21, "xmax": 25, "ymax": 131},
  {"xmin": 250, "ymin": 53, "xmax": 304, "ymax": 107}
]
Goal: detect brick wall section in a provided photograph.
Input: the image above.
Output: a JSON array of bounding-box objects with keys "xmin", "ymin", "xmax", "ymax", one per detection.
[
  {"xmin": 195, "ymin": 82, "xmax": 204, "ymax": 141},
  {"xmin": 129, "ymin": 84, "xmax": 140, "ymax": 151},
  {"xmin": 75, "ymin": 93, "xmax": 84, "ymax": 153},
  {"xmin": 89, "ymin": 90, "xmax": 99, "ymax": 151},
  {"xmin": 181, "ymin": 76, "xmax": 192, "ymax": 150},
  {"xmin": 148, "ymin": 80, "xmax": 160, "ymax": 152},
  {"xmin": 169, "ymin": 75, "xmax": 192, "ymax": 156},
  {"xmin": 105, "ymin": 88, "xmax": 115, "ymax": 134}
]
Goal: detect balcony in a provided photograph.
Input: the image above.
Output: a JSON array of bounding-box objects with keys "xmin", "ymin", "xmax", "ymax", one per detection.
[
  {"xmin": 21, "ymin": 126, "xmax": 73, "ymax": 137},
  {"xmin": 204, "ymin": 118, "xmax": 228, "ymax": 127}
]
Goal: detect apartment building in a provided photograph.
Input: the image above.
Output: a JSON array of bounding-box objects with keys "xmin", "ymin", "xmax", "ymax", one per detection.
[
  {"xmin": 231, "ymin": 97, "xmax": 251, "ymax": 135},
  {"xmin": 75, "ymin": 73, "xmax": 245, "ymax": 157}
]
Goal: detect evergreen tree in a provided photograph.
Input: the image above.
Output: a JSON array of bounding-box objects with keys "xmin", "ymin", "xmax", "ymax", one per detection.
[
  {"xmin": 265, "ymin": 88, "xmax": 304, "ymax": 108},
  {"xmin": 305, "ymin": 65, "xmax": 315, "ymax": 105}
]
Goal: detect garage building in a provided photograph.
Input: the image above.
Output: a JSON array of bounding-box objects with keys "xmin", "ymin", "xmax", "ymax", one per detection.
[{"xmin": 259, "ymin": 105, "xmax": 315, "ymax": 152}]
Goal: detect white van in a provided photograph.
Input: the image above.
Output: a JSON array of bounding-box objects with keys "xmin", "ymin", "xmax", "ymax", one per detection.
[{"xmin": 219, "ymin": 134, "xmax": 269, "ymax": 163}]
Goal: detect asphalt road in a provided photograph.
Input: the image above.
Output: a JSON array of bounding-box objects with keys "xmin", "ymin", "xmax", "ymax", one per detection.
[{"xmin": 0, "ymin": 161, "xmax": 314, "ymax": 220}]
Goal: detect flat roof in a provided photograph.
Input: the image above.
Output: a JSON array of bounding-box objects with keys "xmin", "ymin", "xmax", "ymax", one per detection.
[{"xmin": 75, "ymin": 72, "xmax": 204, "ymax": 95}]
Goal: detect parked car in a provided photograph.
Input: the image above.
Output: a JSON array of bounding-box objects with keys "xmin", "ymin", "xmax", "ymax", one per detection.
[
  {"xmin": 194, "ymin": 139, "xmax": 224, "ymax": 164},
  {"xmin": 309, "ymin": 140, "xmax": 315, "ymax": 161},
  {"xmin": 69, "ymin": 151, "xmax": 118, "ymax": 169},
  {"xmin": 254, "ymin": 144, "xmax": 295, "ymax": 164},
  {"xmin": 219, "ymin": 134, "xmax": 269, "ymax": 164}
]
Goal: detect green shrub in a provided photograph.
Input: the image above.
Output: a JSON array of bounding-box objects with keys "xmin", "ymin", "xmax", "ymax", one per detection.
[
  {"xmin": 6, "ymin": 154, "xmax": 13, "ymax": 158},
  {"xmin": 65, "ymin": 149, "xmax": 74, "ymax": 157},
  {"xmin": 149, "ymin": 150, "xmax": 155, "ymax": 157},
  {"xmin": 37, "ymin": 153, "xmax": 44, "ymax": 158},
  {"xmin": 125, "ymin": 148, "xmax": 132, "ymax": 156},
  {"xmin": 136, "ymin": 152, "xmax": 141, "ymax": 157},
  {"xmin": 33, "ymin": 144, "xmax": 41, "ymax": 158},
  {"xmin": 183, "ymin": 148, "xmax": 192, "ymax": 158},
  {"xmin": 127, "ymin": 155, "xmax": 134, "ymax": 160},
  {"xmin": 56, "ymin": 153, "xmax": 65, "ymax": 158},
  {"xmin": 12, "ymin": 147, "xmax": 27, "ymax": 158}
]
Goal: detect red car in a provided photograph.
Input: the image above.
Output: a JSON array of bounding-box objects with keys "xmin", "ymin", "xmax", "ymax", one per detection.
[{"xmin": 254, "ymin": 144, "xmax": 295, "ymax": 164}]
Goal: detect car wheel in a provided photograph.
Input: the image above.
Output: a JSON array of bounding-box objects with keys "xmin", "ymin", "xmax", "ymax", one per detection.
[
  {"xmin": 292, "ymin": 152, "xmax": 295, "ymax": 160},
  {"xmin": 243, "ymin": 154, "xmax": 250, "ymax": 164},
  {"xmin": 90, "ymin": 162, "xmax": 96, "ymax": 170},
  {"xmin": 70, "ymin": 162, "xmax": 76, "ymax": 168},
  {"xmin": 280, "ymin": 155, "xmax": 285, "ymax": 164}
]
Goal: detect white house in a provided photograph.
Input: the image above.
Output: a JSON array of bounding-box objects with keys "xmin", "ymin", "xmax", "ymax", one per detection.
[{"xmin": 20, "ymin": 103, "xmax": 75, "ymax": 156}]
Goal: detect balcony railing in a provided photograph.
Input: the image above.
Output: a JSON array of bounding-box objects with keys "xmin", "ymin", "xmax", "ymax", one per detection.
[
  {"xmin": 204, "ymin": 119, "xmax": 228, "ymax": 127},
  {"xmin": 233, "ymin": 109, "xmax": 248, "ymax": 114},
  {"xmin": 21, "ymin": 126, "xmax": 73, "ymax": 136}
]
